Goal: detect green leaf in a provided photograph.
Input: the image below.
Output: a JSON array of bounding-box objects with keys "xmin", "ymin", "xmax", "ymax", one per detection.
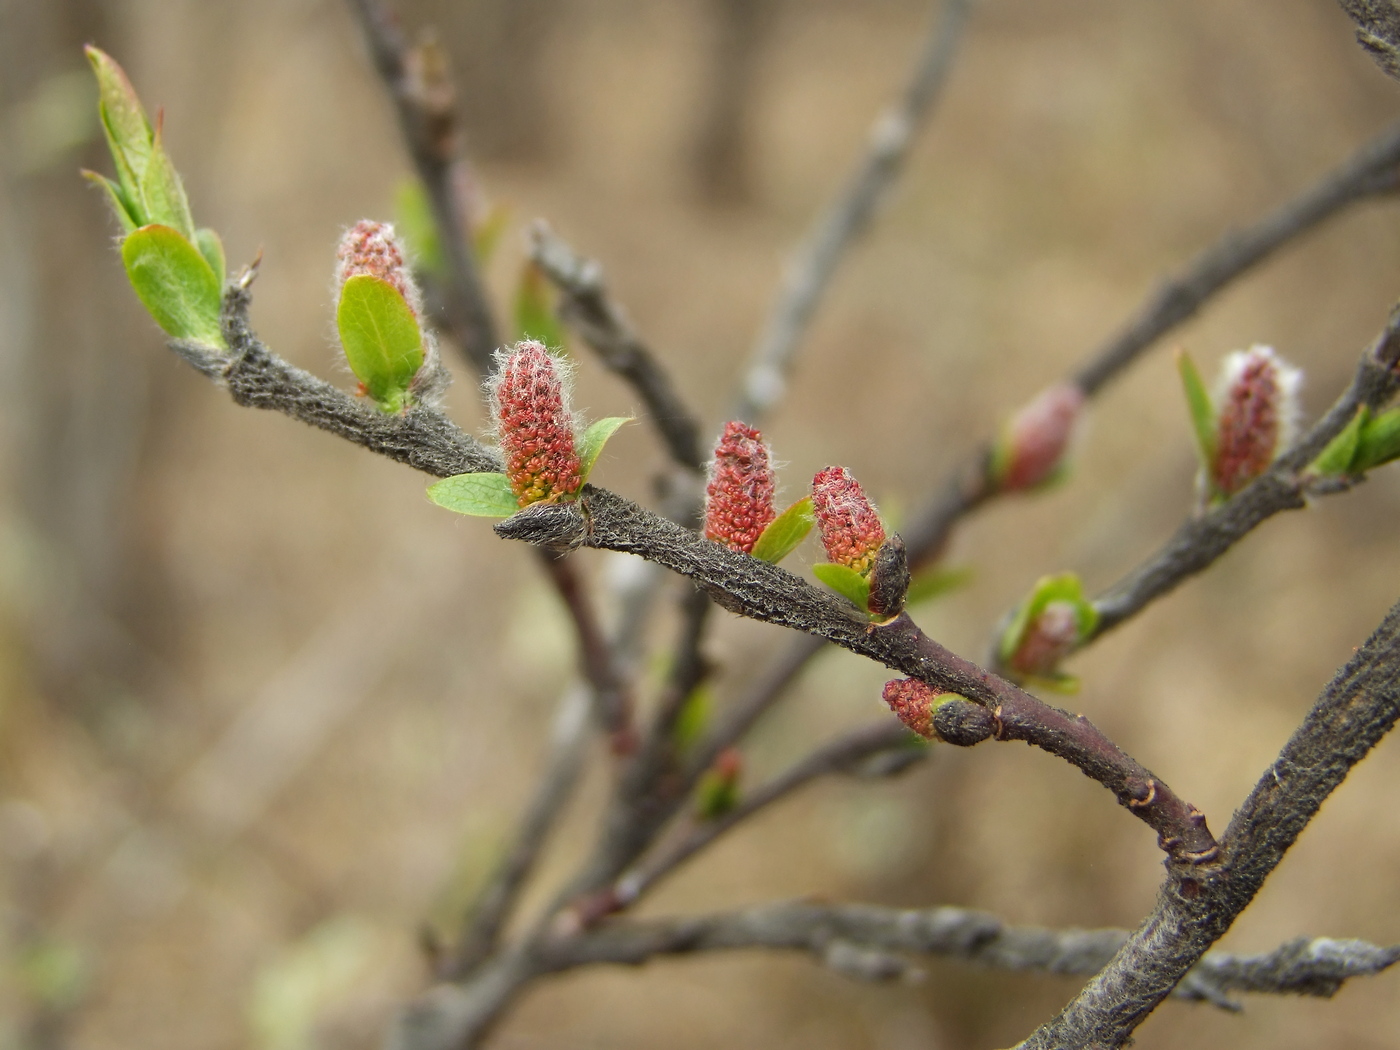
[
  {"xmin": 82, "ymin": 169, "xmax": 137, "ymax": 232},
  {"xmin": 998, "ymin": 571, "xmax": 1096, "ymax": 665},
  {"xmin": 813, "ymin": 562, "xmax": 871, "ymax": 611},
  {"xmin": 137, "ymin": 129, "xmax": 195, "ymax": 241},
  {"xmin": 751, "ymin": 497, "xmax": 815, "ymax": 564},
  {"xmin": 514, "ymin": 260, "xmax": 566, "ymax": 350},
  {"xmin": 394, "ymin": 179, "xmax": 445, "ymax": 277},
  {"xmin": 86, "ymin": 47, "xmax": 151, "ymax": 209},
  {"xmin": 1176, "ymin": 349, "xmax": 1217, "ymax": 470},
  {"xmin": 906, "ymin": 565, "xmax": 974, "ymax": 606},
  {"xmin": 1310, "ymin": 406, "xmax": 1368, "ymax": 476},
  {"xmin": 1353, "ymin": 408, "xmax": 1400, "ymax": 473},
  {"xmin": 194, "ymin": 227, "xmax": 225, "ymax": 289},
  {"xmin": 336, "ymin": 274, "xmax": 424, "ymax": 413},
  {"xmin": 576, "ymin": 416, "xmax": 632, "ymax": 484},
  {"xmin": 426, "ymin": 473, "xmax": 520, "ymax": 517},
  {"xmin": 120, "ymin": 224, "xmax": 223, "ymax": 346}
]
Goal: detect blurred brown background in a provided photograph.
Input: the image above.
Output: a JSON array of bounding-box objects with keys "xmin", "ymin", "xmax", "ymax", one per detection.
[{"xmin": 3, "ymin": 1, "xmax": 1400, "ymax": 1048}]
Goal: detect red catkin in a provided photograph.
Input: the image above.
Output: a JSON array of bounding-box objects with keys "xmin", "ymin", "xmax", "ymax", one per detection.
[
  {"xmin": 492, "ymin": 341, "xmax": 582, "ymax": 507},
  {"xmin": 812, "ymin": 466, "xmax": 886, "ymax": 577},
  {"xmin": 704, "ymin": 421, "xmax": 776, "ymax": 554}
]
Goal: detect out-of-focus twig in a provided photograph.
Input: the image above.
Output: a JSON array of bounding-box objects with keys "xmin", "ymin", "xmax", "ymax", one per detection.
[
  {"xmin": 733, "ymin": 0, "xmax": 975, "ymax": 423},
  {"xmin": 530, "ymin": 222, "xmax": 706, "ymax": 472},
  {"xmin": 540, "ymin": 899, "xmax": 1400, "ymax": 1006},
  {"xmin": 345, "ymin": 0, "xmax": 499, "ymax": 373},
  {"xmin": 616, "ymin": 720, "xmax": 918, "ymax": 906}
]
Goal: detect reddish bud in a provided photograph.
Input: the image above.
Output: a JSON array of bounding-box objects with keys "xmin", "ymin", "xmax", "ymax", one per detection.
[
  {"xmin": 812, "ymin": 466, "xmax": 886, "ymax": 577},
  {"xmin": 882, "ymin": 678, "xmax": 939, "ymax": 738},
  {"xmin": 995, "ymin": 382, "xmax": 1086, "ymax": 492},
  {"xmin": 1210, "ymin": 346, "xmax": 1301, "ymax": 497},
  {"xmin": 336, "ymin": 220, "xmax": 423, "ymax": 321},
  {"xmin": 696, "ymin": 746, "xmax": 744, "ymax": 820},
  {"xmin": 1007, "ymin": 600, "xmax": 1080, "ymax": 677},
  {"xmin": 704, "ymin": 422, "xmax": 777, "ymax": 553},
  {"xmin": 490, "ymin": 341, "xmax": 583, "ymax": 506}
]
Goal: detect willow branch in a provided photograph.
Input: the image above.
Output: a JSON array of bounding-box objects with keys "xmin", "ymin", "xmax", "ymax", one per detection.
[
  {"xmin": 540, "ymin": 899, "xmax": 1400, "ymax": 1007},
  {"xmin": 345, "ymin": 0, "xmax": 499, "ymax": 372},
  {"xmin": 734, "ymin": 0, "xmax": 974, "ymax": 423},
  {"xmin": 494, "ymin": 493, "xmax": 1219, "ymax": 867},
  {"xmin": 1088, "ymin": 306, "xmax": 1400, "ymax": 639},
  {"xmin": 1018, "ymin": 594, "xmax": 1400, "ymax": 1049},
  {"xmin": 1339, "ymin": 0, "xmax": 1400, "ymax": 82},
  {"xmin": 529, "ymin": 222, "xmax": 706, "ymax": 472}
]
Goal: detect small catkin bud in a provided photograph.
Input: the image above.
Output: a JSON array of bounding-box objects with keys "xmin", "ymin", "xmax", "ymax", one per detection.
[
  {"xmin": 1210, "ymin": 345, "xmax": 1302, "ymax": 497},
  {"xmin": 704, "ymin": 421, "xmax": 776, "ymax": 553},
  {"xmin": 812, "ymin": 466, "xmax": 886, "ymax": 577},
  {"xmin": 995, "ymin": 382, "xmax": 1086, "ymax": 492},
  {"xmin": 491, "ymin": 341, "xmax": 583, "ymax": 507},
  {"xmin": 336, "ymin": 219, "xmax": 424, "ymax": 321},
  {"xmin": 866, "ymin": 535, "xmax": 910, "ymax": 618},
  {"xmin": 1007, "ymin": 600, "xmax": 1080, "ymax": 677},
  {"xmin": 882, "ymin": 678, "xmax": 939, "ymax": 738}
]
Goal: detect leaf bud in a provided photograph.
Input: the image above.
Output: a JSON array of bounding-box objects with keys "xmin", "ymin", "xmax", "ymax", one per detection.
[{"xmin": 991, "ymin": 382, "xmax": 1086, "ymax": 492}]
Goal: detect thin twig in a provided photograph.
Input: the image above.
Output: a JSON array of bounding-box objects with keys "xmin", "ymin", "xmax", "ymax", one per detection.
[
  {"xmin": 445, "ymin": 684, "xmax": 591, "ymax": 980},
  {"xmin": 530, "ymin": 222, "xmax": 706, "ymax": 472},
  {"xmin": 538, "ymin": 899, "xmax": 1400, "ymax": 1006},
  {"xmin": 733, "ymin": 0, "xmax": 975, "ymax": 423},
  {"xmin": 616, "ymin": 720, "xmax": 918, "ymax": 906},
  {"xmin": 1018, "ymin": 593, "xmax": 1400, "ymax": 1049},
  {"xmin": 1088, "ymin": 306, "xmax": 1400, "ymax": 638},
  {"xmin": 345, "ymin": 0, "xmax": 499, "ymax": 372}
]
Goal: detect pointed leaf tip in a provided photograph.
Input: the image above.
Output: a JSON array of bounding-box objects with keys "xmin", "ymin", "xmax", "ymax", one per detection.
[
  {"xmin": 577, "ymin": 417, "xmax": 632, "ymax": 484},
  {"xmin": 751, "ymin": 497, "xmax": 815, "ymax": 564}
]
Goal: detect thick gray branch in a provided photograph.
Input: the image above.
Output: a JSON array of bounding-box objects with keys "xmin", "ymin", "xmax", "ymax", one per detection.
[
  {"xmin": 1018, "ymin": 596, "xmax": 1400, "ymax": 1049},
  {"xmin": 1339, "ymin": 1, "xmax": 1400, "ymax": 82}
]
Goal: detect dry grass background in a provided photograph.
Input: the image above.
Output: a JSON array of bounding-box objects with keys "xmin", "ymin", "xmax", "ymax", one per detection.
[{"xmin": 3, "ymin": 1, "xmax": 1400, "ymax": 1048}]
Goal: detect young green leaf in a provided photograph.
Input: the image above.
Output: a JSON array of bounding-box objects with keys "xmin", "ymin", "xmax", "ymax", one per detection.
[
  {"xmin": 751, "ymin": 497, "xmax": 815, "ymax": 564},
  {"xmin": 1176, "ymin": 348, "xmax": 1216, "ymax": 469},
  {"xmin": 137, "ymin": 128, "xmax": 195, "ymax": 241},
  {"xmin": 194, "ymin": 227, "xmax": 226, "ymax": 289},
  {"xmin": 1353, "ymin": 408, "xmax": 1400, "ymax": 474},
  {"xmin": 905, "ymin": 565, "xmax": 974, "ymax": 607},
  {"xmin": 120, "ymin": 224, "xmax": 223, "ymax": 347},
  {"xmin": 813, "ymin": 562, "xmax": 871, "ymax": 612},
  {"xmin": 86, "ymin": 46, "xmax": 151, "ymax": 208},
  {"xmin": 1310, "ymin": 406, "xmax": 1368, "ymax": 476},
  {"xmin": 576, "ymin": 416, "xmax": 632, "ymax": 484},
  {"xmin": 514, "ymin": 260, "xmax": 566, "ymax": 350},
  {"xmin": 426, "ymin": 473, "xmax": 520, "ymax": 517},
  {"xmin": 82, "ymin": 169, "xmax": 138, "ymax": 232},
  {"xmin": 336, "ymin": 273, "xmax": 424, "ymax": 414}
]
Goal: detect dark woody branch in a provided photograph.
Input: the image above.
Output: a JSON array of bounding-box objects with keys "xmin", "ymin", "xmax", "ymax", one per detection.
[
  {"xmin": 529, "ymin": 222, "xmax": 707, "ymax": 473},
  {"xmin": 1019, "ymin": 594, "xmax": 1400, "ymax": 1049},
  {"xmin": 494, "ymin": 490, "xmax": 1220, "ymax": 867},
  {"xmin": 200, "ymin": 285, "xmax": 1214, "ymax": 866},
  {"xmin": 540, "ymin": 898, "xmax": 1400, "ymax": 1007}
]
